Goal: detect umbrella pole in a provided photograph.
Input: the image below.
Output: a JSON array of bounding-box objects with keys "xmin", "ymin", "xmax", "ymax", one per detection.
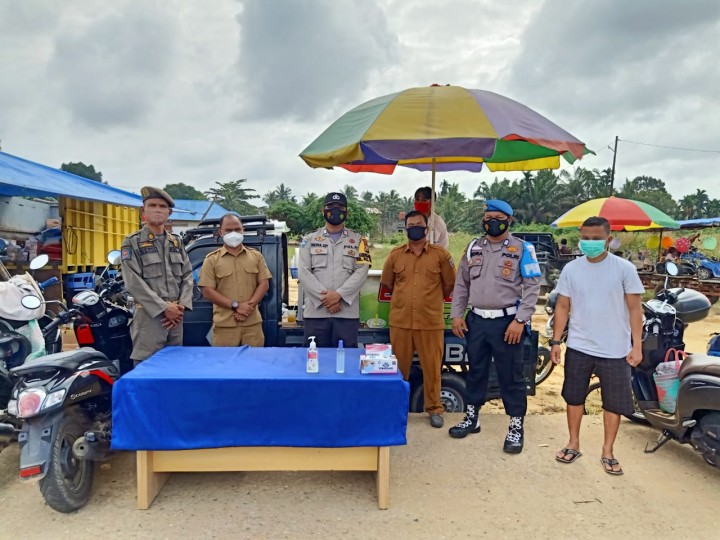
[
  {"xmin": 431, "ymin": 157, "xmax": 436, "ymax": 218},
  {"xmin": 656, "ymin": 230, "xmax": 663, "ymax": 272}
]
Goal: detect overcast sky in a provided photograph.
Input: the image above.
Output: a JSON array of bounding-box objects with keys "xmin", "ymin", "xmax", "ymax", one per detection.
[{"xmin": 1, "ymin": 0, "xmax": 718, "ymax": 203}]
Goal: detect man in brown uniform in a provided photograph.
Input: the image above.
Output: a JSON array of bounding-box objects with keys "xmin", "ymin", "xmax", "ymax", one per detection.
[
  {"xmin": 448, "ymin": 200, "xmax": 541, "ymax": 453},
  {"xmin": 381, "ymin": 210, "xmax": 456, "ymax": 428},
  {"xmin": 198, "ymin": 214, "xmax": 272, "ymax": 346},
  {"xmin": 121, "ymin": 187, "xmax": 193, "ymax": 365}
]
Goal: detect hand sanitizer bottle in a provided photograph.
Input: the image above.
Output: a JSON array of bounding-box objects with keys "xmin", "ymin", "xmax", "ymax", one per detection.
[
  {"xmin": 306, "ymin": 336, "xmax": 319, "ymax": 373},
  {"xmin": 336, "ymin": 339, "xmax": 345, "ymax": 374}
]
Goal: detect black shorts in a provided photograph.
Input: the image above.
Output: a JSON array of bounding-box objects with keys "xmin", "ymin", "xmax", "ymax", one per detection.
[{"xmin": 562, "ymin": 347, "xmax": 634, "ymax": 416}]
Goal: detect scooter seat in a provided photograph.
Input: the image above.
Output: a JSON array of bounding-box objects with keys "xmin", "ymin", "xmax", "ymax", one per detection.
[
  {"xmin": 679, "ymin": 354, "xmax": 720, "ymax": 379},
  {"xmin": 10, "ymin": 348, "xmax": 108, "ymax": 375}
]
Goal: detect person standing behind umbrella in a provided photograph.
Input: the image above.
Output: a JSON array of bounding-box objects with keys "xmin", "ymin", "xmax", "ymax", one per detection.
[
  {"xmin": 448, "ymin": 199, "xmax": 541, "ymax": 453},
  {"xmin": 413, "ymin": 186, "xmax": 449, "ymax": 249},
  {"xmin": 298, "ymin": 192, "xmax": 370, "ymax": 347},
  {"xmin": 381, "ymin": 211, "xmax": 456, "ymax": 428},
  {"xmin": 121, "ymin": 187, "xmax": 193, "ymax": 366}
]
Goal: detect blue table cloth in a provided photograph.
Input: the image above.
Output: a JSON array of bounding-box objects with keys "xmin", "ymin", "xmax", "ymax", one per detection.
[{"xmin": 112, "ymin": 347, "xmax": 409, "ymax": 451}]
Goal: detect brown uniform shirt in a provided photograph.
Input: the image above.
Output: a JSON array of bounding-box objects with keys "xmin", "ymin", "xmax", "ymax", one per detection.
[
  {"xmin": 381, "ymin": 242, "xmax": 456, "ymax": 330},
  {"xmin": 198, "ymin": 245, "xmax": 272, "ymax": 328},
  {"xmin": 120, "ymin": 226, "xmax": 193, "ymax": 319}
]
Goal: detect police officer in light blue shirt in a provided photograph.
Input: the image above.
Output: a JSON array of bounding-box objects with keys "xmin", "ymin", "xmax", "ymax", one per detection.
[{"xmin": 448, "ymin": 200, "xmax": 542, "ymax": 453}]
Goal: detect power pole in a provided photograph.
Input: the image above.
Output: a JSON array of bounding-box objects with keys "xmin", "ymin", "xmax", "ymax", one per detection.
[{"xmin": 609, "ymin": 135, "xmax": 619, "ymax": 196}]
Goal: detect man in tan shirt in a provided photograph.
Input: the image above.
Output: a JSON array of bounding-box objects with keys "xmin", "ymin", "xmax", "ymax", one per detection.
[
  {"xmin": 381, "ymin": 210, "xmax": 455, "ymax": 428},
  {"xmin": 198, "ymin": 214, "xmax": 272, "ymax": 347}
]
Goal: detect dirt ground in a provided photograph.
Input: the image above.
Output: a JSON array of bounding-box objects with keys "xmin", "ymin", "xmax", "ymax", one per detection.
[
  {"xmin": 2, "ymin": 414, "xmax": 719, "ymax": 540},
  {"xmin": 2, "ymin": 288, "xmax": 718, "ymax": 538}
]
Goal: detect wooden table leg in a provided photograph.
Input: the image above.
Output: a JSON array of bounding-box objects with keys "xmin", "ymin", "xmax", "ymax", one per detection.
[
  {"xmin": 376, "ymin": 446, "xmax": 390, "ymax": 510},
  {"xmin": 137, "ymin": 450, "xmax": 170, "ymax": 510}
]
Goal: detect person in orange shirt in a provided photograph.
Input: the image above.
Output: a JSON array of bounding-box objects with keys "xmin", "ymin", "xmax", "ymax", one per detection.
[{"xmin": 381, "ymin": 211, "xmax": 456, "ymax": 428}]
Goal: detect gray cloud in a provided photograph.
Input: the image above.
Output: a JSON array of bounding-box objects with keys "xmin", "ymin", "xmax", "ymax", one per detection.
[
  {"xmin": 46, "ymin": 3, "xmax": 180, "ymax": 129},
  {"xmin": 234, "ymin": 0, "xmax": 399, "ymax": 121}
]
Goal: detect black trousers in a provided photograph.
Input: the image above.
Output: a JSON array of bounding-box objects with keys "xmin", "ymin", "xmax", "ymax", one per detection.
[
  {"xmin": 303, "ymin": 318, "xmax": 359, "ymax": 348},
  {"xmin": 464, "ymin": 312, "xmax": 527, "ymax": 417}
]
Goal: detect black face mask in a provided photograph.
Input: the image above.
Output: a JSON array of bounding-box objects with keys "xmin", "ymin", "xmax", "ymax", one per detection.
[
  {"xmin": 484, "ymin": 218, "xmax": 510, "ymax": 237},
  {"xmin": 406, "ymin": 226, "xmax": 427, "ymax": 241},
  {"xmin": 324, "ymin": 207, "xmax": 347, "ymax": 226}
]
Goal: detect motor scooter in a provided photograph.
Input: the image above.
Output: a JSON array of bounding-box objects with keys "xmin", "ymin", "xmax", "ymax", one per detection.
[
  {"xmin": 1, "ymin": 250, "xmax": 133, "ymax": 512},
  {"xmin": 591, "ymin": 262, "xmax": 720, "ymax": 467}
]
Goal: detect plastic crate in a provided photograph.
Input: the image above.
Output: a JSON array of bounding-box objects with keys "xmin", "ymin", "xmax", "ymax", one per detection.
[
  {"xmin": 107, "ymin": 269, "xmax": 118, "ymax": 280},
  {"xmin": 65, "ymin": 272, "xmax": 95, "ymax": 292}
]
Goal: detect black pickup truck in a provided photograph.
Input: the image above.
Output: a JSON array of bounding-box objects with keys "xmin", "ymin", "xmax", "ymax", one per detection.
[
  {"xmin": 181, "ymin": 216, "xmax": 538, "ymax": 413},
  {"xmin": 512, "ymin": 231, "xmax": 575, "ymax": 294}
]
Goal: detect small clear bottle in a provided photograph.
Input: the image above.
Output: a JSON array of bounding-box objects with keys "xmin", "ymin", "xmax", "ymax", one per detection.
[{"xmin": 336, "ymin": 339, "xmax": 345, "ymax": 374}]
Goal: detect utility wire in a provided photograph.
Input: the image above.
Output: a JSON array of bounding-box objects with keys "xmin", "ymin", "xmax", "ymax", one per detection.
[{"xmin": 619, "ymin": 139, "xmax": 720, "ymax": 154}]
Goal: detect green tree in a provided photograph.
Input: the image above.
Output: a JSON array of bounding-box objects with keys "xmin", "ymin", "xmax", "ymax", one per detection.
[
  {"xmin": 163, "ymin": 182, "xmax": 207, "ymax": 201},
  {"xmin": 267, "ymin": 199, "xmax": 308, "ymax": 236},
  {"xmin": 617, "ymin": 176, "xmax": 678, "ymax": 218},
  {"xmin": 342, "ymin": 185, "xmax": 359, "ymax": 201},
  {"xmin": 263, "ymin": 183, "xmax": 295, "ymax": 207},
  {"xmin": 205, "ymin": 179, "xmax": 259, "ymax": 215},
  {"xmin": 374, "ymin": 190, "xmax": 404, "ymax": 238},
  {"xmin": 361, "ymin": 190, "xmax": 374, "ymax": 204},
  {"xmin": 435, "ymin": 182, "xmax": 468, "ymax": 232},
  {"xmin": 61, "ymin": 162, "xmax": 103, "ymax": 183},
  {"xmin": 303, "ymin": 198, "xmax": 376, "ymax": 235},
  {"xmin": 679, "ymin": 189, "xmax": 711, "ymax": 219}
]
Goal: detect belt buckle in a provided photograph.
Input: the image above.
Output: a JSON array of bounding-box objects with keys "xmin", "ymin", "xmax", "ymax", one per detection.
[{"xmin": 482, "ymin": 310, "xmax": 494, "ymax": 319}]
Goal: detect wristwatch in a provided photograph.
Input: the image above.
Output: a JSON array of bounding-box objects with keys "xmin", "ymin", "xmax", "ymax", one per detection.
[
  {"xmin": 515, "ymin": 318, "xmax": 526, "ymax": 325},
  {"xmin": 549, "ymin": 339, "xmax": 563, "ymax": 346},
  {"xmin": 230, "ymin": 301, "xmax": 239, "ymax": 311}
]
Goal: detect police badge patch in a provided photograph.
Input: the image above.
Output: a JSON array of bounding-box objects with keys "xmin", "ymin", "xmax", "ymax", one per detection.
[{"xmin": 121, "ymin": 247, "xmax": 132, "ymax": 261}]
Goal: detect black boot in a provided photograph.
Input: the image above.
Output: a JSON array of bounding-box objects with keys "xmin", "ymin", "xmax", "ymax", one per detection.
[
  {"xmin": 449, "ymin": 404, "xmax": 481, "ymax": 439},
  {"xmin": 503, "ymin": 416, "xmax": 524, "ymax": 454}
]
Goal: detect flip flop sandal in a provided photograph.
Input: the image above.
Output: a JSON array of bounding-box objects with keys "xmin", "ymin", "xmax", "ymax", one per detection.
[
  {"xmin": 601, "ymin": 457, "xmax": 624, "ymax": 475},
  {"xmin": 555, "ymin": 448, "xmax": 582, "ymax": 464}
]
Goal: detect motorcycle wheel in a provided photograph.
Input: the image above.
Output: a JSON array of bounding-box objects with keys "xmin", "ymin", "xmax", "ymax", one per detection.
[
  {"xmin": 697, "ymin": 413, "xmax": 720, "ymax": 468},
  {"xmin": 39, "ymin": 410, "xmax": 94, "ymax": 513},
  {"xmin": 410, "ymin": 372, "xmax": 466, "ymax": 413},
  {"xmin": 696, "ymin": 267, "xmax": 712, "ymax": 281},
  {"xmin": 583, "ymin": 382, "xmax": 648, "ymax": 424},
  {"xmin": 535, "ymin": 347, "xmax": 554, "ymax": 385}
]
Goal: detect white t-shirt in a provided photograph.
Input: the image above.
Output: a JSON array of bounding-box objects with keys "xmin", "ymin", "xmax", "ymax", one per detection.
[{"xmin": 556, "ymin": 253, "xmax": 645, "ymax": 358}]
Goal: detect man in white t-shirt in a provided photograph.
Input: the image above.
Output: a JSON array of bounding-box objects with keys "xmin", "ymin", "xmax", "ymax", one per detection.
[{"xmin": 550, "ymin": 216, "xmax": 644, "ymax": 475}]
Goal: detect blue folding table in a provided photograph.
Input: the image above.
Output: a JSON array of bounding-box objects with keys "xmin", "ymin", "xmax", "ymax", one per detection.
[{"xmin": 112, "ymin": 346, "xmax": 409, "ymax": 509}]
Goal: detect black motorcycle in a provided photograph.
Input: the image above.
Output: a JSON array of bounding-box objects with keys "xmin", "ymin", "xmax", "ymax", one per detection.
[
  {"xmin": 1, "ymin": 250, "xmax": 133, "ymax": 512},
  {"xmin": 536, "ymin": 290, "xmax": 567, "ymax": 385},
  {"xmin": 586, "ymin": 262, "xmax": 720, "ymax": 468}
]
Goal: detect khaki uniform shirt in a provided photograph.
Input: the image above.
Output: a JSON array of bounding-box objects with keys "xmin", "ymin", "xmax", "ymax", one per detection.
[
  {"xmin": 428, "ymin": 212, "xmax": 449, "ymax": 249},
  {"xmin": 198, "ymin": 245, "xmax": 272, "ymax": 328},
  {"xmin": 450, "ymin": 233, "xmax": 541, "ymax": 322},
  {"xmin": 381, "ymin": 242, "xmax": 456, "ymax": 330},
  {"xmin": 120, "ymin": 226, "xmax": 193, "ymax": 319},
  {"xmin": 298, "ymin": 227, "xmax": 370, "ymax": 319}
]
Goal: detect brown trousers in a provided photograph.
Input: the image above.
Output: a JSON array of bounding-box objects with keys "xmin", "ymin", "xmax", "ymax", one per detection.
[
  {"xmin": 390, "ymin": 327, "xmax": 444, "ymax": 415},
  {"xmin": 212, "ymin": 323, "xmax": 265, "ymax": 347}
]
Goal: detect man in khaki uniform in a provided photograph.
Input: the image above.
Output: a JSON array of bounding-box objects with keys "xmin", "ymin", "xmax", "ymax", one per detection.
[
  {"xmin": 121, "ymin": 187, "xmax": 193, "ymax": 364},
  {"xmin": 298, "ymin": 192, "xmax": 370, "ymax": 348},
  {"xmin": 381, "ymin": 210, "xmax": 456, "ymax": 428},
  {"xmin": 198, "ymin": 214, "xmax": 272, "ymax": 347}
]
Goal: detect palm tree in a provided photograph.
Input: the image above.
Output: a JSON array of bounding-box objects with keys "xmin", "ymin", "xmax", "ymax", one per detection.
[
  {"xmin": 205, "ymin": 179, "xmax": 259, "ymax": 215},
  {"xmin": 374, "ymin": 190, "xmax": 404, "ymax": 238},
  {"xmin": 679, "ymin": 189, "xmax": 711, "ymax": 219},
  {"xmin": 361, "ymin": 191, "xmax": 374, "ymax": 204},
  {"xmin": 264, "ymin": 183, "xmax": 295, "ymax": 206},
  {"xmin": 342, "ymin": 185, "xmax": 359, "ymax": 201}
]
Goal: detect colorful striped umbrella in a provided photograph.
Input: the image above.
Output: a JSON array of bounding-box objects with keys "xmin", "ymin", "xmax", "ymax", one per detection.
[
  {"xmin": 300, "ymin": 85, "xmax": 593, "ymax": 175},
  {"xmin": 552, "ymin": 197, "xmax": 680, "ymax": 231}
]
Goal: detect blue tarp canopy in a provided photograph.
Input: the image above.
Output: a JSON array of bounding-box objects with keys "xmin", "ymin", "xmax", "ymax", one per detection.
[
  {"xmin": 0, "ymin": 151, "xmax": 142, "ymax": 207},
  {"xmin": 677, "ymin": 217, "xmax": 720, "ymax": 228},
  {"xmin": 173, "ymin": 199, "xmax": 229, "ymax": 220}
]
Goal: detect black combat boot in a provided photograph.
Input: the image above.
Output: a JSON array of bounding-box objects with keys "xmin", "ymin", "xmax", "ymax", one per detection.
[
  {"xmin": 503, "ymin": 416, "xmax": 524, "ymax": 454},
  {"xmin": 449, "ymin": 404, "xmax": 481, "ymax": 439}
]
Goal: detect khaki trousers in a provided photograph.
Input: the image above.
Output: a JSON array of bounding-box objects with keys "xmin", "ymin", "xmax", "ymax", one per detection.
[
  {"xmin": 212, "ymin": 323, "xmax": 265, "ymax": 347},
  {"xmin": 130, "ymin": 305, "xmax": 183, "ymax": 361},
  {"xmin": 390, "ymin": 327, "xmax": 444, "ymax": 415}
]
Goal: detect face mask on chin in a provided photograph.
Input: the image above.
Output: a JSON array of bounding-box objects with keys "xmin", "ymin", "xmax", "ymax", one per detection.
[
  {"xmin": 483, "ymin": 218, "xmax": 510, "ymax": 237},
  {"xmin": 406, "ymin": 226, "xmax": 427, "ymax": 242},
  {"xmin": 223, "ymin": 231, "xmax": 244, "ymax": 248},
  {"xmin": 324, "ymin": 207, "xmax": 347, "ymax": 226},
  {"xmin": 579, "ymin": 239, "xmax": 607, "ymax": 258}
]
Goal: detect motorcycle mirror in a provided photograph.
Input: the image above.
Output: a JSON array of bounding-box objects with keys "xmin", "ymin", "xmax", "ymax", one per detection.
[
  {"xmin": 29, "ymin": 254, "xmax": 49, "ymax": 270},
  {"xmin": 107, "ymin": 250, "xmax": 122, "ymax": 266},
  {"xmin": 21, "ymin": 295, "xmax": 42, "ymax": 310},
  {"xmin": 665, "ymin": 261, "xmax": 679, "ymax": 276}
]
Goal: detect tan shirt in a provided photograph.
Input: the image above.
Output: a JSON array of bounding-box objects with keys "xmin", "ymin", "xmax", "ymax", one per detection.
[
  {"xmin": 428, "ymin": 212, "xmax": 449, "ymax": 249},
  {"xmin": 198, "ymin": 245, "xmax": 272, "ymax": 327},
  {"xmin": 120, "ymin": 226, "xmax": 193, "ymax": 319},
  {"xmin": 450, "ymin": 234, "xmax": 541, "ymax": 321},
  {"xmin": 381, "ymin": 242, "xmax": 456, "ymax": 330}
]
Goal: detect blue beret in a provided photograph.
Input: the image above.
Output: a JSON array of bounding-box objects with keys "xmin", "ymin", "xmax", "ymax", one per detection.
[{"xmin": 485, "ymin": 199, "xmax": 513, "ymax": 217}]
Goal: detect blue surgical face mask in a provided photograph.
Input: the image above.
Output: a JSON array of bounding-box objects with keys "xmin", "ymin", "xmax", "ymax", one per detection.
[{"xmin": 579, "ymin": 239, "xmax": 607, "ymax": 258}]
